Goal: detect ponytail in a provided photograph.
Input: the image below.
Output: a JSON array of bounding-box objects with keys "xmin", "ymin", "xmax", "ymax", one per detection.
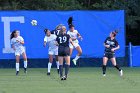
[{"xmin": 10, "ymin": 30, "xmax": 17, "ymax": 39}]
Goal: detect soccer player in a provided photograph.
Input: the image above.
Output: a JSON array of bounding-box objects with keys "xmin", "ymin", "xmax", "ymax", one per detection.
[
  {"xmin": 51, "ymin": 24, "xmax": 64, "ymax": 36},
  {"xmin": 102, "ymin": 30, "xmax": 123, "ymax": 76},
  {"xmin": 10, "ymin": 30, "xmax": 28, "ymax": 75},
  {"xmin": 56, "ymin": 26, "xmax": 74, "ymax": 80},
  {"xmin": 44, "ymin": 29, "xmax": 59, "ymax": 75},
  {"xmin": 67, "ymin": 25, "xmax": 83, "ymax": 65}
]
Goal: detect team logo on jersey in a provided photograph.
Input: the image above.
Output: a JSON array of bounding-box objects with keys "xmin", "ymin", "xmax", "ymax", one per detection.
[{"xmin": 106, "ymin": 40, "xmax": 115, "ymax": 45}]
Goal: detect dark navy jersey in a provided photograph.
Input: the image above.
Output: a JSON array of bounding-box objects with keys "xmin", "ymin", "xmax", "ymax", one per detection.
[
  {"xmin": 104, "ymin": 37, "xmax": 119, "ymax": 53},
  {"xmin": 51, "ymin": 30, "xmax": 60, "ymax": 36},
  {"xmin": 56, "ymin": 33, "xmax": 70, "ymax": 47}
]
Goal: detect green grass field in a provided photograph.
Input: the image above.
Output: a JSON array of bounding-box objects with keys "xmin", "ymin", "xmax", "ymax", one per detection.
[{"xmin": 0, "ymin": 67, "xmax": 140, "ymax": 93}]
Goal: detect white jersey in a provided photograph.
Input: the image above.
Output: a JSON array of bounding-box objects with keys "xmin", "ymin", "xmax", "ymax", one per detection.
[
  {"xmin": 11, "ymin": 36, "xmax": 25, "ymax": 56},
  {"xmin": 11, "ymin": 36, "xmax": 24, "ymax": 50},
  {"xmin": 67, "ymin": 30, "xmax": 79, "ymax": 43},
  {"xmin": 44, "ymin": 34, "xmax": 58, "ymax": 50}
]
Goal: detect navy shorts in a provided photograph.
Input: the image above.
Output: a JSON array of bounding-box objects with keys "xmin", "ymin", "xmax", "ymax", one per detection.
[
  {"xmin": 58, "ymin": 46, "xmax": 70, "ymax": 56},
  {"xmin": 104, "ymin": 52, "xmax": 115, "ymax": 59}
]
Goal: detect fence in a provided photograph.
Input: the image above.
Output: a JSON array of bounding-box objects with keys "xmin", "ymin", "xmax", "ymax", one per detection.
[
  {"xmin": 0, "ymin": 10, "xmax": 127, "ymax": 68},
  {"xmin": 129, "ymin": 43, "xmax": 140, "ymax": 67}
]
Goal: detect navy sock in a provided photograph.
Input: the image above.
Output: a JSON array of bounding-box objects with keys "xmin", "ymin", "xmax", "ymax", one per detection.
[
  {"xmin": 102, "ymin": 65, "xmax": 106, "ymax": 74},
  {"xmin": 65, "ymin": 64, "xmax": 70, "ymax": 77},
  {"xmin": 114, "ymin": 65, "xmax": 121, "ymax": 71},
  {"xmin": 59, "ymin": 65, "xmax": 63, "ymax": 77}
]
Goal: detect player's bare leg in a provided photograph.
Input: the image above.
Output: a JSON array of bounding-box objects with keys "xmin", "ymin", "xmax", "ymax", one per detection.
[
  {"xmin": 70, "ymin": 48, "xmax": 77, "ymax": 65},
  {"xmin": 47, "ymin": 55, "xmax": 53, "ymax": 75},
  {"xmin": 55, "ymin": 55, "xmax": 59, "ymax": 74},
  {"xmin": 64, "ymin": 56, "xmax": 70, "ymax": 80},
  {"xmin": 111, "ymin": 58, "xmax": 123, "ymax": 76},
  {"xmin": 73, "ymin": 46, "xmax": 82, "ymax": 65},
  {"xmin": 69, "ymin": 48, "xmax": 73, "ymax": 56},
  {"xmin": 22, "ymin": 52, "xmax": 28, "ymax": 74},
  {"xmin": 16, "ymin": 55, "xmax": 20, "ymax": 75},
  {"xmin": 102, "ymin": 57, "xmax": 108, "ymax": 76},
  {"xmin": 58, "ymin": 56, "xmax": 64, "ymax": 80}
]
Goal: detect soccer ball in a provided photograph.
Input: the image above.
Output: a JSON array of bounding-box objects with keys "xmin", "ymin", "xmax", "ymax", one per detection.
[{"xmin": 31, "ymin": 20, "xmax": 37, "ymax": 26}]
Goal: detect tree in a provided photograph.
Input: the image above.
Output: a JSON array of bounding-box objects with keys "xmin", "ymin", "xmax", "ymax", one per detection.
[{"xmin": 0, "ymin": 0, "xmax": 140, "ymax": 45}]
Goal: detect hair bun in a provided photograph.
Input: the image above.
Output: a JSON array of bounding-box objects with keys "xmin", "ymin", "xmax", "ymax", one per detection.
[
  {"xmin": 114, "ymin": 30, "xmax": 118, "ymax": 34},
  {"xmin": 44, "ymin": 28, "xmax": 49, "ymax": 34}
]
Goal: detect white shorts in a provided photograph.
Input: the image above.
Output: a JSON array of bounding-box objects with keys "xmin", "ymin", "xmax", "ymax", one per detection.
[
  {"xmin": 69, "ymin": 43, "xmax": 80, "ymax": 49},
  {"xmin": 48, "ymin": 48, "xmax": 58, "ymax": 55},
  {"xmin": 15, "ymin": 47, "xmax": 25, "ymax": 56}
]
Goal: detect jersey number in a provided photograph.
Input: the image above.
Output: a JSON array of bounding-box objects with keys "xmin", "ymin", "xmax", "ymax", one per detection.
[
  {"xmin": 54, "ymin": 30, "xmax": 60, "ymax": 35},
  {"xmin": 59, "ymin": 36, "xmax": 67, "ymax": 43}
]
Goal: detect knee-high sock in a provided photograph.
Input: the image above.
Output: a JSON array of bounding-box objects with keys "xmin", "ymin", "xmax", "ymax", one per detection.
[
  {"xmin": 114, "ymin": 65, "xmax": 121, "ymax": 71},
  {"xmin": 74, "ymin": 55, "xmax": 80, "ymax": 61},
  {"xmin": 59, "ymin": 65, "xmax": 63, "ymax": 77},
  {"xmin": 56, "ymin": 61, "xmax": 59, "ymax": 69},
  {"xmin": 16, "ymin": 63, "xmax": 19, "ymax": 71},
  {"xmin": 102, "ymin": 65, "xmax": 106, "ymax": 74},
  {"xmin": 48, "ymin": 62, "xmax": 52, "ymax": 73},
  {"xmin": 65, "ymin": 64, "xmax": 70, "ymax": 77},
  {"xmin": 24, "ymin": 61, "xmax": 28, "ymax": 68}
]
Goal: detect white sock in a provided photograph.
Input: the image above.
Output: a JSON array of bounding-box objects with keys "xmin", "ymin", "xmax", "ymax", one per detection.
[
  {"xmin": 48, "ymin": 62, "xmax": 52, "ymax": 73},
  {"xmin": 56, "ymin": 61, "xmax": 59, "ymax": 69},
  {"xmin": 74, "ymin": 55, "xmax": 80, "ymax": 61},
  {"xmin": 24, "ymin": 61, "xmax": 28, "ymax": 68},
  {"xmin": 16, "ymin": 63, "xmax": 19, "ymax": 71}
]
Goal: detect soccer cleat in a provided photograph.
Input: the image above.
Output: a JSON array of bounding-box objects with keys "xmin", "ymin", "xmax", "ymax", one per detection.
[
  {"xmin": 61, "ymin": 77, "xmax": 64, "ymax": 80},
  {"xmin": 16, "ymin": 71, "xmax": 19, "ymax": 76},
  {"xmin": 63, "ymin": 76, "xmax": 67, "ymax": 80},
  {"xmin": 72, "ymin": 59, "xmax": 77, "ymax": 65},
  {"xmin": 24, "ymin": 68, "xmax": 27, "ymax": 74},
  {"xmin": 47, "ymin": 72, "xmax": 50, "ymax": 76},
  {"xmin": 57, "ymin": 69, "xmax": 59, "ymax": 74},
  {"xmin": 103, "ymin": 74, "xmax": 106, "ymax": 77},
  {"xmin": 119, "ymin": 70, "xmax": 123, "ymax": 76}
]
